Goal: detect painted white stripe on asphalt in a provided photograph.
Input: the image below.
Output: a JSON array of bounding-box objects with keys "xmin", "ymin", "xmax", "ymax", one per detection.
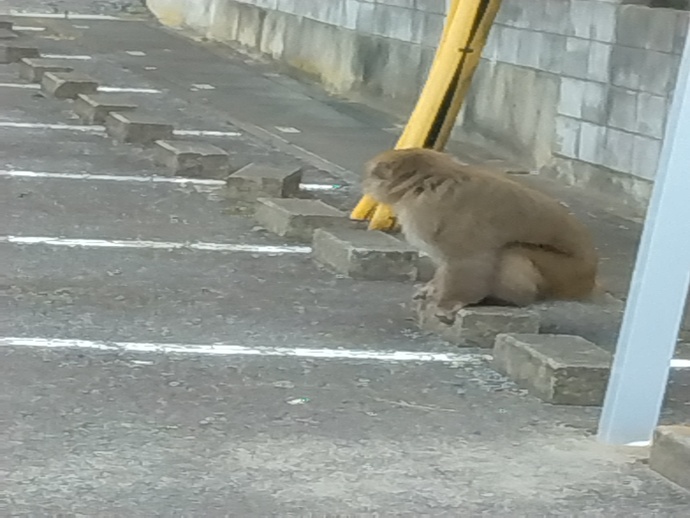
[
  {"xmin": 0, "ymin": 122, "xmax": 242, "ymax": 138},
  {"xmin": 301, "ymin": 183, "xmax": 343, "ymax": 191},
  {"xmin": 99, "ymin": 86, "xmax": 161, "ymax": 94},
  {"xmin": 0, "ymin": 83, "xmax": 161, "ymax": 93},
  {"xmin": 174, "ymin": 129, "xmax": 242, "ymax": 138},
  {"xmin": 43, "ymin": 54, "xmax": 92, "ymax": 60},
  {"xmin": 0, "ymin": 170, "xmax": 225, "ymax": 186},
  {"xmin": 0, "ymin": 170, "xmax": 343, "ymax": 191},
  {"xmin": 13, "ymin": 26, "xmax": 46, "ymax": 31},
  {"xmin": 0, "ymin": 121, "xmax": 102, "ymax": 133},
  {"xmin": 0, "ymin": 236, "xmax": 311, "ymax": 254},
  {"xmin": 0, "ymin": 337, "xmax": 490, "ymax": 363},
  {"xmin": 0, "ymin": 12, "xmax": 125, "ymax": 20}
]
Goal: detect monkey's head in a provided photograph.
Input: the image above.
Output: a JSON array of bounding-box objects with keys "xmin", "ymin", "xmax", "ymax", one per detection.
[{"xmin": 362, "ymin": 148, "xmax": 459, "ymax": 204}]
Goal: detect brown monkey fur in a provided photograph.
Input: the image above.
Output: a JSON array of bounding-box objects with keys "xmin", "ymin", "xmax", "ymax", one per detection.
[{"xmin": 362, "ymin": 148, "xmax": 599, "ymax": 315}]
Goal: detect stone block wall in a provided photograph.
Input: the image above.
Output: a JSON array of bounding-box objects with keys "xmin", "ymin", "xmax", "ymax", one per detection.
[
  {"xmin": 469, "ymin": 0, "xmax": 687, "ymax": 204},
  {"xmin": 147, "ymin": 0, "xmax": 690, "ymax": 211}
]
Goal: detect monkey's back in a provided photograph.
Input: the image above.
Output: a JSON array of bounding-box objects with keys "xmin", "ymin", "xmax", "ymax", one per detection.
[{"xmin": 400, "ymin": 162, "xmax": 596, "ymax": 261}]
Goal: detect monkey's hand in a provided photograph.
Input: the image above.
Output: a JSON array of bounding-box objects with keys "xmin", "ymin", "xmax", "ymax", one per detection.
[
  {"xmin": 434, "ymin": 302, "xmax": 468, "ymax": 326},
  {"xmin": 350, "ymin": 196, "xmax": 398, "ymax": 232}
]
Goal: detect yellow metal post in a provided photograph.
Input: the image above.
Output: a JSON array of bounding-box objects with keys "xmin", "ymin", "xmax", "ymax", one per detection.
[{"xmin": 351, "ymin": 0, "xmax": 503, "ymax": 231}]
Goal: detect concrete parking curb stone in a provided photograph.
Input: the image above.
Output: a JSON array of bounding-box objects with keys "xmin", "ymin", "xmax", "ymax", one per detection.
[
  {"xmin": 492, "ymin": 333, "xmax": 612, "ymax": 405},
  {"xmin": 650, "ymin": 425, "xmax": 690, "ymax": 491},
  {"xmin": 18, "ymin": 58, "xmax": 73, "ymax": 83},
  {"xmin": 254, "ymin": 198, "xmax": 350, "ymax": 240},
  {"xmin": 41, "ymin": 71, "xmax": 99, "ymax": 99},
  {"xmin": 415, "ymin": 299, "xmax": 541, "ymax": 348},
  {"xmin": 226, "ymin": 163, "xmax": 302, "ymax": 201},
  {"xmin": 0, "ymin": 44, "xmax": 39, "ymax": 64},
  {"xmin": 154, "ymin": 140, "xmax": 230, "ymax": 178},
  {"xmin": 313, "ymin": 227, "xmax": 419, "ymax": 281},
  {"xmin": 74, "ymin": 94, "xmax": 138, "ymax": 124},
  {"xmin": 105, "ymin": 112, "xmax": 174, "ymax": 144}
]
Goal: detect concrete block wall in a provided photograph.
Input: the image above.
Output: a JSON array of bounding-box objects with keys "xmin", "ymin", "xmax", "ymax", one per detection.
[
  {"xmin": 473, "ymin": 0, "xmax": 687, "ymax": 194},
  {"xmin": 147, "ymin": 0, "xmax": 690, "ymax": 211}
]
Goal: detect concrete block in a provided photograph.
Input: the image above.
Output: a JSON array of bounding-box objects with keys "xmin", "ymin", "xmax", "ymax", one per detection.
[
  {"xmin": 415, "ymin": 300, "xmax": 540, "ymax": 348},
  {"xmin": 226, "ymin": 163, "xmax": 302, "ymax": 200},
  {"xmin": 640, "ymin": 50, "xmax": 679, "ymax": 96},
  {"xmin": 0, "ymin": 28, "xmax": 17, "ymax": 40},
  {"xmin": 541, "ymin": 0, "xmax": 570, "ymax": 35},
  {"xmin": 18, "ymin": 58, "xmax": 73, "ymax": 83},
  {"xmin": 73, "ymin": 94, "xmax": 137, "ymax": 124},
  {"xmin": 516, "ymin": 30, "xmax": 542, "ymax": 70},
  {"xmin": 41, "ymin": 71, "xmax": 98, "ymax": 99},
  {"xmin": 608, "ymin": 87, "xmax": 638, "ymax": 133},
  {"xmin": 617, "ymin": 5, "xmax": 675, "ymax": 53},
  {"xmin": 554, "ymin": 116, "xmax": 581, "ymax": 159},
  {"xmin": 578, "ymin": 122, "xmax": 606, "ymax": 165},
  {"xmin": 558, "ymin": 77, "xmax": 586, "ymax": 118},
  {"xmin": 496, "ymin": 26, "xmax": 520, "ymax": 65},
  {"xmin": 590, "ymin": 1, "xmax": 616, "ymax": 43},
  {"xmin": 673, "ymin": 12, "xmax": 689, "ymax": 55},
  {"xmin": 312, "ymin": 228, "xmax": 418, "ymax": 281},
  {"xmin": 538, "ymin": 33, "xmax": 567, "ymax": 73},
  {"xmin": 581, "ymin": 81, "xmax": 608, "ymax": 124},
  {"xmin": 631, "ymin": 135, "xmax": 662, "ymax": 181},
  {"xmin": 492, "ymin": 333, "xmax": 612, "ymax": 405},
  {"xmin": 415, "ymin": 0, "xmax": 446, "ymax": 15},
  {"xmin": 254, "ymin": 198, "xmax": 348, "ymax": 240},
  {"xmin": 587, "ymin": 41, "xmax": 611, "ymax": 83},
  {"xmin": 0, "ymin": 19, "xmax": 13, "ymax": 30},
  {"xmin": 105, "ymin": 112, "xmax": 174, "ymax": 144},
  {"xmin": 610, "ymin": 45, "xmax": 643, "ymax": 91},
  {"xmin": 602, "ymin": 128, "xmax": 635, "ymax": 174},
  {"xmin": 154, "ymin": 140, "xmax": 229, "ymax": 177},
  {"xmin": 0, "ymin": 44, "xmax": 39, "ymax": 64},
  {"xmin": 569, "ymin": 0, "xmax": 593, "ymax": 39},
  {"xmin": 372, "ymin": 4, "xmax": 416, "ymax": 43},
  {"xmin": 562, "ymin": 37, "xmax": 591, "ymax": 79},
  {"xmin": 636, "ymin": 92, "xmax": 667, "ymax": 139},
  {"xmin": 420, "ymin": 13, "xmax": 444, "ymax": 47},
  {"xmin": 613, "ymin": 46, "xmax": 677, "ymax": 96},
  {"xmin": 495, "ymin": 0, "xmax": 527, "ymax": 28},
  {"xmin": 650, "ymin": 426, "xmax": 690, "ymax": 491}
]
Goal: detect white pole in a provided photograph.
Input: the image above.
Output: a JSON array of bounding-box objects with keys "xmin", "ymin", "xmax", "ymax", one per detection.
[{"xmin": 597, "ymin": 30, "xmax": 690, "ymax": 445}]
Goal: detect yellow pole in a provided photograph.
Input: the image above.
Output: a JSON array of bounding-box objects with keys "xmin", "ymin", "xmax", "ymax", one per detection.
[
  {"xmin": 432, "ymin": 0, "xmax": 502, "ymax": 151},
  {"xmin": 351, "ymin": 0, "xmax": 502, "ymax": 231}
]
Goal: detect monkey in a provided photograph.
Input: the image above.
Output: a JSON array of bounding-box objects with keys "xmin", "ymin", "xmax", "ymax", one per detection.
[{"xmin": 361, "ymin": 148, "xmax": 599, "ymax": 320}]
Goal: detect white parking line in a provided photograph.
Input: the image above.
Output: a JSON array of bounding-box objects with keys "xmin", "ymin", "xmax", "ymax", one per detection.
[
  {"xmin": 0, "ymin": 12, "xmax": 126, "ymax": 20},
  {"xmin": 0, "ymin": 337, "xmax": 489, "ymax": 363},
  {"xmin": 0, "ymin": 170, "xmax": 343, "ymax": 191},
  {"xmin": 0, "ymin": 121, "xmax": 102, "ymax": 133},
  {"xmin": 0, "ymin": 236, "xmax": 311, "ymax": 254},
  {"xmin": 13, "ymin": 26, "xmax": 46, "ymax": 31},
  {"xmin": 0, "ymin": 83, "xmax": 161, "ymax": 94},
  {"xmin": 43, "ymin": 54, "xmax": 92, "ymax": 60},
  {"xmin": 0, "ymin": 121, "xmax": 243, "ymax": 138},
  {"xmin": 0, "ymin": 170, "xmax": 225, "ymax": 185}
]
